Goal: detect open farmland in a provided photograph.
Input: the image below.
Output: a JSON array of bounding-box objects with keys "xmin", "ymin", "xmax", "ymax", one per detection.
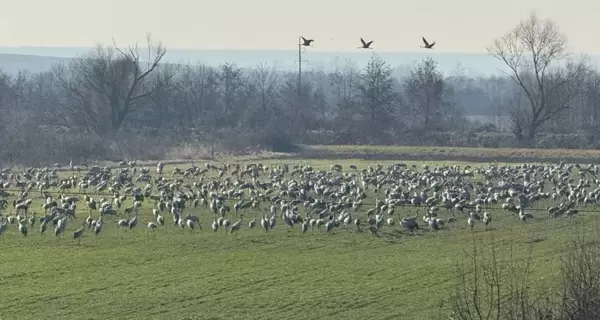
[{"xmin": 0, "ymin": 155, "xmax": 598, "ymax": 320}]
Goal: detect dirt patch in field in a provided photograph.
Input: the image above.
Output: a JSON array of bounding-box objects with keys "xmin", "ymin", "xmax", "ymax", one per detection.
[
  {"xmin": 26, "ymin": 145, "xmax": 600, "ymax": 171},
  {"xmin": 292, "ymin": 145, "xmax": 600, "ymax": 164}
]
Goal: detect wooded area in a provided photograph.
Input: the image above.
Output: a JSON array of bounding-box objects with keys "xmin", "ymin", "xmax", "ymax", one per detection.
[{"xmin": 0, "ymin": 14, "xmax": 598, "ymax": 166}]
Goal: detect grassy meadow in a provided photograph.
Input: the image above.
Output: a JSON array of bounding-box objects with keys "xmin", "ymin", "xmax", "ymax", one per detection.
[{"xmin": 0, "ymin": 156, "xmax": 596, "ymax": 320}]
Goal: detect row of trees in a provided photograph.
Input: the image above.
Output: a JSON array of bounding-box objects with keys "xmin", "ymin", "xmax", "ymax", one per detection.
[{"xmin": 0, "ymin": 13, "xmax": 598, "ymax": 165}]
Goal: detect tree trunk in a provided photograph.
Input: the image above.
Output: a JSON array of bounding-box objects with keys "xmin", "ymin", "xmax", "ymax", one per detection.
[{"xmin": 526, "ymin": 121, "xmax": 537, "ymax": 145}]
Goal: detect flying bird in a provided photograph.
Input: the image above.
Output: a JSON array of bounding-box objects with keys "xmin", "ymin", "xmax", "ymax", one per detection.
[
  {"xmin": 301, "ymin": 36, "xmax": 314, "ymax": 47},
  {"xmin": 359, "ymin": 38, "xmax": 373, "ymax": 49},
  {"xmin": 421, "ymin": 37, "xmax": 435, "ymax": 49}
]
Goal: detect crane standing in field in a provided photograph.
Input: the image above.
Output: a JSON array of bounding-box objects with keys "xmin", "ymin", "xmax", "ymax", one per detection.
[
  {"xmin": 0, "ymin": 160, "xmax": 594, "ymax": 246},
  {"xmin": 73, "ymin": 223, "xmax": 85, "ymax": 244}
]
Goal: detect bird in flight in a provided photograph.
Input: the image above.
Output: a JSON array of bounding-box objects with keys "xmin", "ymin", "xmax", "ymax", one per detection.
[
  {"xmin": 359, "ymin": 38, "xmax": 373, "ymax": 49},
  {"xmin": 301, "ymin": 36, "xmax": 314, "ymax": 47},
  {"xmin": 421, "ymin": 37, "xmax": 435, "ymax": 49}
]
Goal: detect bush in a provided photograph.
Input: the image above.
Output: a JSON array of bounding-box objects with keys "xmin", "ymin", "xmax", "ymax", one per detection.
[
  {"xmin": 446, "ymin": 234, "xmax": 548, "ymax": 320},
  {"xmin": 557, "ymin": 224, "xmax": 600, "ymax": 319},
  {"xmin": 444, "ymin": 221, "xmax": 600, "ymax": 320}
]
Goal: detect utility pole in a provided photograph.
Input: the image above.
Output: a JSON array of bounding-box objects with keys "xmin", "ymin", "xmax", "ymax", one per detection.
[
  {"xmin": 297, "ymin": 36, "xmax": 310, "ymax": 100},
  {"xmin": 298, "ymin": 36, "xmax": 301, "ymax": 99}
]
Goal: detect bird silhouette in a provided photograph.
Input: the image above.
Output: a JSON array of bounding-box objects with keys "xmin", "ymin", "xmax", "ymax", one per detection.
[
  {"xmin": 359, "ymin": 38, "xmax": 373, "ymax": 49},
  {"xmin": 301, "ymin": 36, "xmax": 314, "ymax": 47},
  {"xmin": 421, "ymin": 37, "xmax": 435, "ymax": 49}
]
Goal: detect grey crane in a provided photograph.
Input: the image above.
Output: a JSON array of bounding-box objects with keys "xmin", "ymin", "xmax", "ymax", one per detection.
[
  {"xmin": 73, "ymin": 223, "xmax": 85, "ymax": 244},
  {"xmin": 301, "ymin": 36, "xmax": 314, "ymax": 47},
  {"xmin": 421, "ymin": 37, "xmax": 435, "ymax": 49},
  {"xmin": 230, "ymin": 214, "xmax": 243, "ymax": 234},
  {"xmin": 359, "ymin": 38, "xmax": 373, "ymax": 49}
]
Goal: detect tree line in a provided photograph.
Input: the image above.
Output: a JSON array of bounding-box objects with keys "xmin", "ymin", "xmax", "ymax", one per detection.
[{"xmin": 0, "ymin": 13, "xmax": 599, "ymax": 166}]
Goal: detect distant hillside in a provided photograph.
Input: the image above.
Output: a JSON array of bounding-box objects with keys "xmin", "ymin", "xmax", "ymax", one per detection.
[
  {"xmin": 1, "ymin": 46, "xmax": 599, "ymax": 77},
  {"xmin": 0, "ymin": 49, "xmax": 504, "ymax": 77},
  {"xmin": 0, "ymin": 53, "xmax": 69, "ymax": 75}
]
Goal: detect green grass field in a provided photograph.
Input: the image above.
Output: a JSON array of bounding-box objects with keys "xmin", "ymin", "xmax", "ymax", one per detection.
[{"xmin": 0, "ymin": 157, "xmax": 595, "ymax": 320}]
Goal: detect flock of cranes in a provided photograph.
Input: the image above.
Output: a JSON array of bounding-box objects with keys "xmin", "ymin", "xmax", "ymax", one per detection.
[
  {"xmin": 300, "ymin": 36, "xmax": 436, "ymax": 50},
  {"xmin": 0, "ymin": 160, "xmax": 595, "ymax": 244}
]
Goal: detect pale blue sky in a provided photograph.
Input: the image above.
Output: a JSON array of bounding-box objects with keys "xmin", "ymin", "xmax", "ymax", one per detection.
[{"xmin": 0, "ymin": 0, "xmax": 596, "ymax": 53}]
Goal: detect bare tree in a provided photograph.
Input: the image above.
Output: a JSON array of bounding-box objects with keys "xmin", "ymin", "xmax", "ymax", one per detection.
[
  {"xmin": 27, "ymin": 72, "xmax": 65, "ymax": 127},
  {"xmin": 217, "ymin": 62, "xmax": 244, "ymax": 125},
  {"xmin": 404, "ymin": 57, "xmax": 455, "ymax": 134},
  {"xmin": 54, "ymin": 34, "xmax": 167, "ymax": 135},
  {"xmin": 582, "ymin": 70, "xmax": 600, "ymax": 142},
  {"xmin": 142, "ymin": 63, "xmax": 181, "ymax": 129},
  {"xmin": 240, "ymin": 63, "xmax": 281, "ymax": 132},
  {"xmin": 279, "ymin": 73, "xmax": 308, "ymax": 130},
  {"xmin": 251, "ymin": 63, "xmax": 280, "ymax": 113},
  {"xmin": 312, "ymin": 84, "xmax": 328, "ymax": 128},
  {"xmin": 329, "ymin": 60, "xmax": 359, "ymax": 121},
  {"xmin": 488, "ymin": 12, "xmax": 588, "ymax": 141},
  {"xmin": 357, "ymin": 54, "xmax": 399, "ymax": 138},
  {"xmin": 478, "ymin": 76, "xmax": 519, "ymax": 132},
  {"xmin": 174, "ymin": 65, "xmax": 221, "ymax": 157}
]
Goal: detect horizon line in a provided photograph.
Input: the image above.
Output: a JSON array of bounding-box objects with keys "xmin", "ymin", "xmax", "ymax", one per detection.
[
  {"xmin": 0, "ymin": 45, "xmax": 597, "ymax": 56},
  {"xmin": 0, "ymin": 45, "xmax": 502, "ymax": 56}
]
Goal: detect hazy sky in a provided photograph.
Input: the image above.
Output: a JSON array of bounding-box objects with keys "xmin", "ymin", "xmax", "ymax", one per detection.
[{"xmin": 0, "ymin": 0, "xmax": 596, "ymax": 53}]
